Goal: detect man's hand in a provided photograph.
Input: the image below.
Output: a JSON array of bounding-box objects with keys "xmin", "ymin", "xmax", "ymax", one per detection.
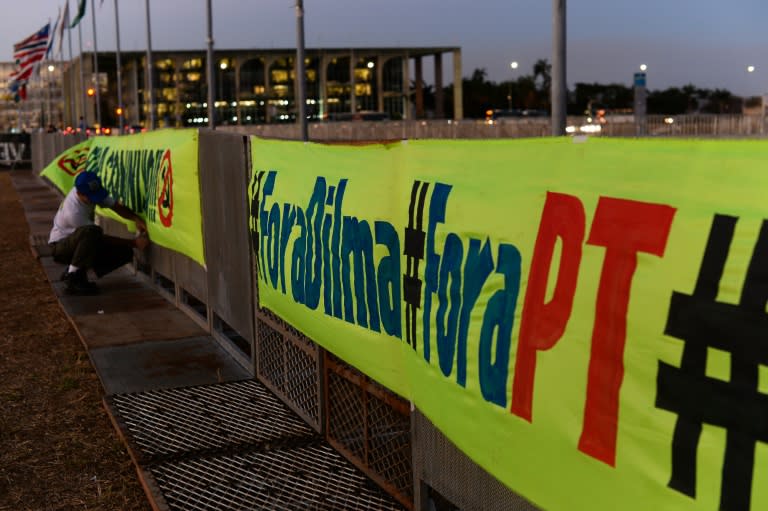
[
  {"xmin": 134, "ymin": 217, "xmax": 147, "ymax": 233},
  {"xmin": 134, "ymin": 232, "xmax": 150, "ymax": 251}
]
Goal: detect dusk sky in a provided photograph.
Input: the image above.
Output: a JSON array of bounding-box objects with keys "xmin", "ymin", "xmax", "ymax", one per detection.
[{"xmin": 1, "ymin": 0, "xmax": 766, "ymax": 96}]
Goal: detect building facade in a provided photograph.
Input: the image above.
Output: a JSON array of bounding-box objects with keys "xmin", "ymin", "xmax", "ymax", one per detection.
[
  {"xmin": 0, "ymin": 61, "xmax": 64, "ymax": 132},
  {"xmin": 61, "ymin": 47, "xmax": 462, "ymax": 129}
]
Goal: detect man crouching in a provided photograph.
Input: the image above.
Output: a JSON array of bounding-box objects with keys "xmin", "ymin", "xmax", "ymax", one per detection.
[{"xmin": 48, "ymin": 171, "xmax": 150, "ymax": 295}]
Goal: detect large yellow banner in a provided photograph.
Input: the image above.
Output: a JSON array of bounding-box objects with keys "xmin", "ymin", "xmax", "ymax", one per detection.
[
  {"xmin": 41, "ymin": 129, "xmax": 204, "ymax": 265},
  {"xmin": 250, "ymin": 136, "xmax": 768, "ymax": 511}
]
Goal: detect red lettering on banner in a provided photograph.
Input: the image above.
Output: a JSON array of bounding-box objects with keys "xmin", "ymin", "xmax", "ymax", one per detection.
[
  {"xmin": 511, "ymin": 192, "xmax": 586, "ymax": 421},
  {"xmin": 577, "ymin": 197, "xmax": 676, "ymax": 466}
]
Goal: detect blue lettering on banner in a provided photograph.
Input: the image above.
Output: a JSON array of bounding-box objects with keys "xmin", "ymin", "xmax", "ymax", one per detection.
[{"xmin": 250, "ymin": 170, "xmax": 522, "ymax": 407}]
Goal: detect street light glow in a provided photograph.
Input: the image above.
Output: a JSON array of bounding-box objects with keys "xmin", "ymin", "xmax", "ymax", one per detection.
[
  {"xmin": 748, "ymin": 65, "xmax": 756, "ymax": 73},
  {"xmin": 640, "ymin": 64, "xmax": 648, "ymax": 71},
  {"xmin": 367, "ymin": 61, "xmax": 374, "ymax": 69},
  {"xmin": 47, "ymin": 64, "xmax": 54, "ymax": 72},
  {"xmin": 510, "ymin": 61, "xmax": 519, "ymax": 70},
  {"xmin": 220, "ymin": 61, "xmax": 228, "ymax": 70}
]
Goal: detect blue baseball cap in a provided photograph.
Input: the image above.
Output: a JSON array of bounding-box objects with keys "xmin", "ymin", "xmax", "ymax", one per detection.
[{"xmin": 75, "ymin": 171, "xmax": 109, "ymax": 204}]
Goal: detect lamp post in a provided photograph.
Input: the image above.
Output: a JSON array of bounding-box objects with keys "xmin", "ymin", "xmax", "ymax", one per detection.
[
  {"xmin": 47, "ymin": 64, "xmax": 55, "ymax": 129},
  {"xmin": 206, "ymin": 0, "xmax": 215, "ymax": 129},
  {"xmin": 747, "ymin": 65, "xmax": 764, "ymax": 135},
  {"xmin": 551, "ymin": 0, "xmax": 566, "ymax": 136},
  {"xmin": 219, "ymin": 60, "xmax": 227, "ymax": 125},
  {"xmin": 296, "ymin": 0, "xmax": 307, "ymax": 141},
  {"xmin": 508, "ymin": 60, "xmax": 519, "ymax": 110},
  {"xmin": 634, "ymin": 63, "xmax": 648, "ymax": 136}
]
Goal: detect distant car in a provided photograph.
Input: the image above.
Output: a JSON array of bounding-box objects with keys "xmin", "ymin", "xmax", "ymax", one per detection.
[{"xmin": 485, "ymin": 109, "xmax": 523, "ymax": 121}]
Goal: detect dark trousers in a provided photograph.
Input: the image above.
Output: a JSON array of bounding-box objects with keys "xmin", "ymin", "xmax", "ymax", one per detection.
[{"xmin": 50, "ymin": 225, "xmax": 133, "ymax": 277}]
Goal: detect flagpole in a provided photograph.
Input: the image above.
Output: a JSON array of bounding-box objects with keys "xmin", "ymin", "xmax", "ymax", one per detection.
[
  {"xmin": 145, "ymin": 0, "xmax": 155, "ymax": 130},
  {"xmin": 67, "ymin": 0, "xmax": 76, "ymax": 128},
  {"xmin": 114, "ymin": 0, "xmax": 124, "ymax": 132},
  {"xmin": 58, "ymin": 22, "xmax": 65, "ymax": 129},
  {"xmin": 90, "ymin": 0, "xmax": 101, "ymax": 129},
  {"xmin": 206, "ymin": 0, "xmax": 214, "ymax": 129},
  {"xmin": 78, "ymin": 22, "xmax": 86, "ymax": 130},
  {"xmin": 296, "ymin": 0, "xmax": 307, "ymax": 142}
]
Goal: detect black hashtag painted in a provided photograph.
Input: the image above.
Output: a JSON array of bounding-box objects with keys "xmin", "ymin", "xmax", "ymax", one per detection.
[
  {"xmin": 656, "ymin": 214, "xmax": 768, "ymax": 511},
  {"xmin": 403, "ymin": 180, "xmax": 429, "ymax": 350},
  {"xmin": 249, "ymin": 170, "xmax": 265, "ymax": 280}
]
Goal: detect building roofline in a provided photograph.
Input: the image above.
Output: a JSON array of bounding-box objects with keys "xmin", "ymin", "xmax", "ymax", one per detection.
[{"xmin": 75, "ymin": 46, "xmax": 460, "ymax": 58}]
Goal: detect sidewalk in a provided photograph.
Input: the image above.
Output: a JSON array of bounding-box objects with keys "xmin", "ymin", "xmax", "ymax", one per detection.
[{"xmin": 8, "ymin": 168, "xmax": 404, "ymax": 511}]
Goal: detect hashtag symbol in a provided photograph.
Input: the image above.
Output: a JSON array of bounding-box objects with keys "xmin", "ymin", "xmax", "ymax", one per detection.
[
  {"xmin": 656, "ymin": 214, "xmax": 768, "ymax": 511},
  {"xmin": 403, "ymin": 180, "xmax": 429, "ymax": 350},
  {"xmin": 249, "ymin": 170, "xmax": 266, "ymax": 280}
]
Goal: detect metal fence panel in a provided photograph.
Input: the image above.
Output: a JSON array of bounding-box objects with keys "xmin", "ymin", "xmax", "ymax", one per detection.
[
  {"xmin": 198, "ymin": 130, "xmax": 255, "ymax": 360},
  {"xmin": 255, "ymin": 309, "xmax": 322, "ymax": 432},
  {"xmin": 324, "ymin": 353, "xmax": 413, "ymax": 510}
]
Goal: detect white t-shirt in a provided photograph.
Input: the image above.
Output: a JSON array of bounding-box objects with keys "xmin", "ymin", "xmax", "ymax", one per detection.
[{"xmin": 48, "ymin": 188, "xmax": 116, "ymax": 243}]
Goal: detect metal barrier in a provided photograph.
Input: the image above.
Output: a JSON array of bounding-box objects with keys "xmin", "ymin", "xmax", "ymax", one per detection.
[
  {"xmin": 222, "ymin": 114, "xmax": 768, "ymax": 140},
  {"xmin": 324, "ymin": 352, "xmax": 413, "ymax": 510},
  {"xmin": 31, "ymin": 132, "xmax": 87, "ymax": 174},
  {"xmin": 34, "ymin": 129, "xmax": 563, "ymax": 510},
  {"xmin": 255, "ymin": 307, "xmax": 323, "ymax": 432},
  {"xmin": 198, "ymin": 131, "xmax": 256, "ymax": 370}
]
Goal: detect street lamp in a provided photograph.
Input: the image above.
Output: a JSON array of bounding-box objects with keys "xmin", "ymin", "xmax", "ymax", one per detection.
[
  {"xmin": 640, "ymin": 64, "xmax": 648, "ymax": 72},
  {"xmin": 46, "ymin": 64, "xmax": 55, "ymax": 129},
  {"xmin": 508, "ymin": 61, "xmax": 519, "ymax": 110},
  {"xmin": 217, "ymin": 61, "xmax": 229, "ymax": 125},
  {"xmin": 746, "ymin": 65, "xmax": 764, "ymax": 134}
]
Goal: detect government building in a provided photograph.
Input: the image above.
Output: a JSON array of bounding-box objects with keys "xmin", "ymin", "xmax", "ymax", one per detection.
[{"xmin": 47, "ymin": 46, "xmax": 462, "ymax": 130}]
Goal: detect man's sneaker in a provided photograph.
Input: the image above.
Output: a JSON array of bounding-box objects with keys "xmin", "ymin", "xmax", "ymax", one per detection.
[{"xmin": 63, "ymin": 269, "xmax": 99, "ymax": 296}]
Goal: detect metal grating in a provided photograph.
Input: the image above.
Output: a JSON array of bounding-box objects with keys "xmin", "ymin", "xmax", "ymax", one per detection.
[
  {"xmin": 368, "ymin": 393, "xmax": 413, "ymax": 499},
  {"xmin": 255, "ymin": 312, "xmax": 321, "ymax": 430},
  {"xmin": 325, "ymin": 355, "xmax": 413, "ymax": 509},
  {"xmin": 108, "ymin": 379, "xmax": 315, "ymax": 463},
  {"xmin": 327, "ymin": 370, "xmax": 366, "ymax": 460},
  {"xmin": 151, "ymin": 443, "xmax": 405, "ymax": 511},
  {"xmin": 257, "ymin": 318, "xmax": 285, "ymax": 389}
]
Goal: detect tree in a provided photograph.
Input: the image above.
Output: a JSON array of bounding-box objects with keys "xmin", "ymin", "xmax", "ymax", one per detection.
[{"xmin": 533, "ymin": 59, "xmax": 552, "ymax": 109}]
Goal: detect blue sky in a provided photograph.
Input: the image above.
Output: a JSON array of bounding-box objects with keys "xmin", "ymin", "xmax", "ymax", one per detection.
[{"xmin": 2, "ymin": 0, "xmax": 767, "ymax": 96}]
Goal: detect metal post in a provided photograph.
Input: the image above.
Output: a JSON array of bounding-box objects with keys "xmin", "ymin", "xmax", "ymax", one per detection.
[
  {"xmin": 551, "ymin": 0, "xmax": 566, "ymax": 136},
  {"xmin": 46, "ymin": 65, "xmax": 52, "ymax": 128},
  {"xmin": 452, "ymin": 50, "xmax": 462, "ymax": 121},
  {"xmin": 114, "ymin": 0, "xmax": 124, "ymax": 132},
  {"xmin": 206, "ymin": 0, "xmax": 215, "ymax": 129},
  {"xmin": 67, "ymin": 0, "xmax": 76, "ymax": 127},
  {"xmin": 90, "ymin": 0, "xmax": 101, "ymax": 129},
  {"xmin": 296, "ymin": 0, "xmax": 308, "ymax": 141},
  {"xmin": 77, "ymin": 21, "xmax": 86, "ymax": 129},
  {"xmin": 145, "ymin": 0, "xmax": 155, "ymax": 129}
]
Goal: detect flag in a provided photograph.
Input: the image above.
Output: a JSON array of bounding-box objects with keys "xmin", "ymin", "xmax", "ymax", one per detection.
[
  {"xmin": 47, "ymin": 9, "xmax": 60, "ymax": 58},
  {"xmin": 69, "ymin": 0, "xmax": 86, "ymax": 28},
  {"xmin": 11, "ymin": 23, "xmax": 51, "ymax": 84},
  {"xmin": 55, "ymin": 2, "xmax": 69, "ymax": 56}
]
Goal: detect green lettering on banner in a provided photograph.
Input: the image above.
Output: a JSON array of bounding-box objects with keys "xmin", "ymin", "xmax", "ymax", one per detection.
[{"xmin": 41, "ymin": 130, "xmax": 203, "ymax": 265}]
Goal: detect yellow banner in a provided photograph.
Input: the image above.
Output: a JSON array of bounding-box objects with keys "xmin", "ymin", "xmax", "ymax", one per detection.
[
  {"xmin": 41, "ymin": 130, "xmax": 204, "ymax": 265},
  {"xmin": 250, "ymin": 136, "xmax": 768, "ymax": 511}
]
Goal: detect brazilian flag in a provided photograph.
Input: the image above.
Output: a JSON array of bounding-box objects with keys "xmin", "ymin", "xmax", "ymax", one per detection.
[{"xmin": 69, "ymin": 0, "xmax": 87, "ymax": 28}]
